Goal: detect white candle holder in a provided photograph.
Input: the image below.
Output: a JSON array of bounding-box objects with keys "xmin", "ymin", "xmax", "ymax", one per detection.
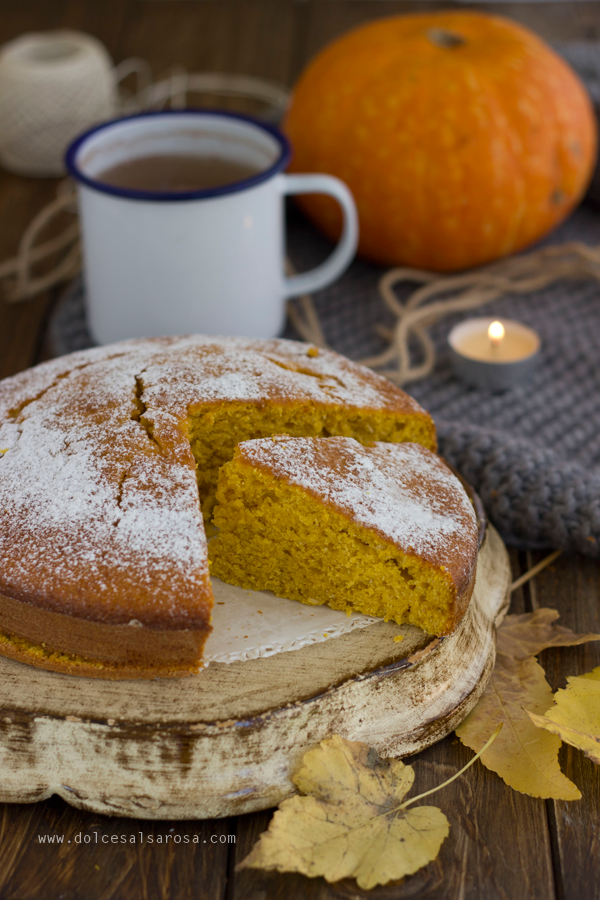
[{"xmin": 448, "ymin": 317, "xmax": 541, "ymax": 391}]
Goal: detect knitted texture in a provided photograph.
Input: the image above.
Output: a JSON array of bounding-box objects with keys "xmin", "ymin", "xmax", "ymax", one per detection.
[
  {"xmin": 47, "ymin": 44, "xmax": 600, "ymax": 557},
  {"xmin": 284, "ymin": 205, "xmax": 600, "ymax": 557},
  {"xmin": 47, "ymin": 203, "xmax": 600, "ymax": 557}
]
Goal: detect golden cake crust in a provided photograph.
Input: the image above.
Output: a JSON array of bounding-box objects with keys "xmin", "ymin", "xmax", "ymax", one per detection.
[
  {"xmin": 233, "ymin": 436, "xmax": 478, "ymax": 599},
  {"xmin": 211, "ymin": 436, "xmax": 479, "ymax": 635},
  {"xmin": 0, "ymin": 588, "xmax": 210, "ymax": 679},
  {"xmin": 0, "ymin": 335, "xmax": 435, "ymax": 678}
]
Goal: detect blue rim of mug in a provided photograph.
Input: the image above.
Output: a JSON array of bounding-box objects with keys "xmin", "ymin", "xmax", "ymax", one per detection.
[{"xmin": 64, "ymin": 108, "xmax": 292, "ymax": 202}]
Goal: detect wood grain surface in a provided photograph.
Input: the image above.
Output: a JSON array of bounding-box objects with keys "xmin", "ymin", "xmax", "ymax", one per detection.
[
  {"xmin": 0, "ymin": 526, "xmax": 510, "ymax": 821},
  {"xmin": 0, "ymin": 2, "xmax": 599, "ymax": 898}
]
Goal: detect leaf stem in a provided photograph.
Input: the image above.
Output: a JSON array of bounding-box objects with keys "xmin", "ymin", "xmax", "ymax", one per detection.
[{"xmin": 399, "ymin": 723, "xmax": 503, "ymax": 809}]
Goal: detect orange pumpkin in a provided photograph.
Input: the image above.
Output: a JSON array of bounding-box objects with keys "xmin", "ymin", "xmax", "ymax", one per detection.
[{"xmin": 284, "ymin": 12, "xmax": 597, "ymax": 272}]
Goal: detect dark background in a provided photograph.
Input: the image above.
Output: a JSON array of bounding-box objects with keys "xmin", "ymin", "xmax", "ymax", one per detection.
[{"xmin": 1, "ymin": 4, "xmax": 600, "ymax": 900}]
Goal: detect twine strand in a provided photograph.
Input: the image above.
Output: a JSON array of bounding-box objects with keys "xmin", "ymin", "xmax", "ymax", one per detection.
[
  {"xmin": 286, "ymin": 240, "xmax": 600, "ymax": 385},
  {"xmin": 14, "ymin": 185, "xmax": 78, "ymax": 299},
  {"xmin": 0, "ymin": 183, "xmax": 79, "ymax": 302},
  {"xmin": 120, "ymin": 69, "xmax": 288, "ymax": 119},
  {"xmin": 2, "ymin": 52, "xmax": 600, "ymax": 390},
  {"xmin": 286, "ymin": 294, "xmax": 330, "ymax": 350},
  {"xmin": 0, "ymin": 64, "xmax": 289, "ymax": 305},
  {"xmin": 285, "ymin": 260, "xmax": 331, "ymax": 350}
]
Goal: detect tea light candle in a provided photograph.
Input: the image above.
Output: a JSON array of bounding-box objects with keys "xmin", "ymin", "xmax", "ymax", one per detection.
[{"xmin": 448, "ymin": 316, "xmax": 541, "ymax": 391}]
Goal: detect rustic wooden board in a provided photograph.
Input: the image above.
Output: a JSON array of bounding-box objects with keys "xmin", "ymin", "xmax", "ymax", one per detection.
[{"xmin": 0, "ymin": 524, "xmax": 510, "ymax": 821}]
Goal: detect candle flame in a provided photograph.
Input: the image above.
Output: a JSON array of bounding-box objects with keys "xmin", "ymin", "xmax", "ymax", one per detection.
[{"xmin": 488, "ymin": 320, "xmax": 505, "ymax": 347}]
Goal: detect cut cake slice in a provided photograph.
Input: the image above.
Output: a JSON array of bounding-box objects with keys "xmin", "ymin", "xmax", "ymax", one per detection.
[{"xmin": 209, "ymin": 436, "xmax": 479, "ymax": 636}]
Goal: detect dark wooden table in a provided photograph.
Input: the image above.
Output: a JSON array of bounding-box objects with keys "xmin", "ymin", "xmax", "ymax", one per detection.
[{"xmin": 0, "ymin": 2, "xmax": 599, "ymax": 898}]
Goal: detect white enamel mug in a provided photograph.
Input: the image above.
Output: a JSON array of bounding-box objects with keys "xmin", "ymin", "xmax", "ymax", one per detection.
[{"xmin": 65, "ymin": 110, "xmax": 358, "ymax": 344}]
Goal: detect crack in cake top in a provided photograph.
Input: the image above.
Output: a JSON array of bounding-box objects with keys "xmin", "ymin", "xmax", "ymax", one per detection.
[{"xmin": 0, "ymin": 336, "xmax": 433, "ymax": 627}]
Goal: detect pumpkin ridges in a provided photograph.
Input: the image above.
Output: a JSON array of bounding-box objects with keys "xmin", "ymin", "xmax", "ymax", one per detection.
[
  {"xmin": 493, "ymin": 51, "xmax": 594, "ymax": 250},
  {"xmin": 285, "ymin": 11, "xmax": 597, "ymax": 272},
  {"xmin": 297, "ymin": 58, "xmax": 531, "ymax": 269}
]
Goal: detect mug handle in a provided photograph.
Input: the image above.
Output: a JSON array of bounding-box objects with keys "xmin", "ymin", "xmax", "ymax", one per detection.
[{"xmin": 280, "ymin": 173, "xmax": 359, "ymax": 297}]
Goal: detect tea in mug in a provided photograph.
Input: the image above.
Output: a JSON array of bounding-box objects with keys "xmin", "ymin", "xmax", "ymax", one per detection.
[{"xmin": 98, "ymin": 154, "xmax": 261, "ymax": 192}]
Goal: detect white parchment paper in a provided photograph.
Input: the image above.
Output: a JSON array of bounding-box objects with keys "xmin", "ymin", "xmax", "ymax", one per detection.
[{"xmin": 203, "ymin": 577, "xmax": 380, "ymax": 664}]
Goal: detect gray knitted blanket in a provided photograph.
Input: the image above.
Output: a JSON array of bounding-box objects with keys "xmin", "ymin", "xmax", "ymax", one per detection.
[{"xmin": 46, "ymin": 43, "xmax": 600, "ymax": 558}]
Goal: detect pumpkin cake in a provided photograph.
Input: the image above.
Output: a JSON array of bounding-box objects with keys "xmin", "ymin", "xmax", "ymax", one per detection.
[
  {"xmin": 209, "ymin": 436, "xmax": 479, "ymax": 636},
  {"xmin": 0, "ymin": 335, "xmax": 435, "ymax": 679}
]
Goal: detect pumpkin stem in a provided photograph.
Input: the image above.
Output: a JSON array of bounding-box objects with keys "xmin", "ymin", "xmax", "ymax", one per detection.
[{"xmin": 427, "ymin": 28, "xmax": 465, "ymax": 49}]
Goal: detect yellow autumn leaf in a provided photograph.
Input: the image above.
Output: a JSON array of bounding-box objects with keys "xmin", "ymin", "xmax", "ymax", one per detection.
[
  {"xmin": 457, "ymin": 655, "xmax": 580, "ymax": 799},
  {"xmin": 240, "ymin": 730, "xmax": 501, "ymax": 889},
  {"xmin": 528, "ymin": 666, "xmax": 600, "ymax": 765},
  {"xmin": 240, "ymin": 734, "xmax": 449, "ymax": 889},
  {"xmin": 456, "ymin": 609, "xmax": 600, "ymax": 800}
]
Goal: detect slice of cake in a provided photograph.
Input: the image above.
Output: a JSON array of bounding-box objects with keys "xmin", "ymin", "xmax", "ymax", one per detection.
[{"xmin": 209, "ymin": 436, "xmax": 479, "ymax": 636}]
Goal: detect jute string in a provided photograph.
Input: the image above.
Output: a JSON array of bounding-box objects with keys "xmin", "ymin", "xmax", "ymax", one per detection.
[
  {"xmin": 510, "ymin": 550, "xmax": 562, "ymax": 593},
  {"xmin": 0, "ymin": 64, "xmax": 288, "ymax": 303},
  {"xmin": 288, "ymin": 241, "xmax": 600, "ymax": 385},
  {"xmin": 0, "ymin": 181, "xmax": 80, "ymax": 301},
  {"xmin": 2, "ymin": 55, "xmax": 600, "ymax": 389}
]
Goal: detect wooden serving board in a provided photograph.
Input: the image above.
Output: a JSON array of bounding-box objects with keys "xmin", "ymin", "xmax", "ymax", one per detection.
[{"xmin": 0, "ymin": 524, "xmax": 510, "ymax": 820}]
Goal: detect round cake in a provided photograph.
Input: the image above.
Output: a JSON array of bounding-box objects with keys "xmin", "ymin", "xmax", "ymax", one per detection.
[{"xmin": 0, "ymin": 335, "xmax": 436, "ymax": 679}]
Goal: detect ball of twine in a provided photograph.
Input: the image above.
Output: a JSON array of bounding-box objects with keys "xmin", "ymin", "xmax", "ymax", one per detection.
[
  {"xmin": 0, "ymin": 30, "xmax": 116, "ymax": 177},
  {"xmin": 0, "ymin": 56, "xmax": 290, "ymax": 301}
]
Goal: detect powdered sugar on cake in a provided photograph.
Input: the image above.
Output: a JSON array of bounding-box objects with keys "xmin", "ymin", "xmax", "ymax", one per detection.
[
  {"xmin": 0, "ymin": 345, "xmax": 208, "ymax": 626},
  {"xmin": 0, "ymin": 336, "xmax": 430, "ymax": 626},
  {"xmin": 237, "ymin": 435, "xmax": 478, "ymax": 590}
]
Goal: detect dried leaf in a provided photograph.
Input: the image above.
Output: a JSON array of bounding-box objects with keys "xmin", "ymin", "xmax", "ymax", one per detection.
[
  {"xmin": 528, "ymin": 666, "xmax": 600, "ymax": 765},
  {"xmin": 457, "ymin": 655, "xmax": 580, "ymax": 799},
  {"xmin": 456, "ymin": 609, "xmax": 600, "ymax": 799},
  {"xmin": 496, "ymin": 609, "xmax": 600, "ymax": 660},
  {"xmin": 239, "ymin": 734, "xmax": 449, "ymax": 889}
]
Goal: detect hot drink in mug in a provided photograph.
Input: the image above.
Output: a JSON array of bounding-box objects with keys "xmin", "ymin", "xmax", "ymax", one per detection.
[{"xmin": 66, "ymin": 110, "xmax": 358, "ymax": 343}]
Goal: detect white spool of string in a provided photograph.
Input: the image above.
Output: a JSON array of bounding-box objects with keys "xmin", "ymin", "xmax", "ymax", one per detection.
[
  {"xmin": 0, "ymin": 30, "xmax": 116, "ymax": 177},
  {"xmin": 0, "ymin": 51, "xmax": 292, "ymax": 301}
]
